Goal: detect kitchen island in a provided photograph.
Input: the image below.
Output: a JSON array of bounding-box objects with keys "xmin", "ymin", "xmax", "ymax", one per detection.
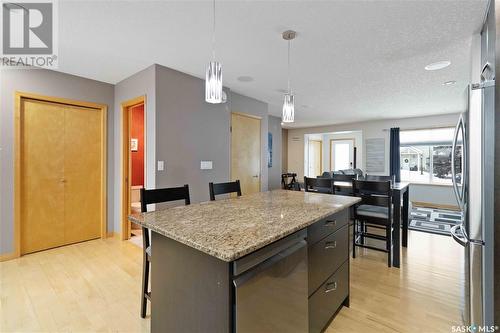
[{"xmin": 129, "ymin": 190, "xmax": 360, "ymax": 333}]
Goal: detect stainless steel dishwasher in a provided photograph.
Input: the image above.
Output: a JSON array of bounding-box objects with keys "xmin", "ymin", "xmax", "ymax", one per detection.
[{"xmin": 232, "ymin": 230, "xmax": 308, "ymax": 333}]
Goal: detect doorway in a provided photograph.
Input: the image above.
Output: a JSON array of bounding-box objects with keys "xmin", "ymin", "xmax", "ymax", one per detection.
[
  {"xmin": 14, "ymin": 92, "xmax": 107, "ymax": 256},
  {"xmin": 121, "ymin": 96, "xmax": 146, "ymax": 241},
  {"xmin": 308, "ymin": 140, "xmax": 323, "ymax": 177},
  {"xmin": 231, "ymin": 112, "xmax": 261, "ymax": 195},
  {"xmin": 330, "ymin": 139, "xmax": 355, "ymax": 171}
]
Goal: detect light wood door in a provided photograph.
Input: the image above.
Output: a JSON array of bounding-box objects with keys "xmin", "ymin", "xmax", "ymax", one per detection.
[
  {"xmin": 308, "ymin": 140, "xmax": 322, "ymax": 177},
  {"xmin": 20, "ymin": 99, "xmax": 102, "ymax": 254},
  {"xmin": 63, "ymin": 104, "xmax": 102, "ymax": 244},
  {"xmin": 21, "ymin": 100, "xmax": 66, "ymax": 254},
  {"xmin": 231, "ymin": 113, "xmax": 261, "ymax": 195}
]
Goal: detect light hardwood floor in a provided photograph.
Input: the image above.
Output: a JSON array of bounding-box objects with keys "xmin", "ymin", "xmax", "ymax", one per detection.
[{"xmin": 0, "ymin": 230, "xmax": 463, "ymax": 332}]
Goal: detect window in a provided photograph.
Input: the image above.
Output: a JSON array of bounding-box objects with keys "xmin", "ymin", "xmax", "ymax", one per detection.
[{"xmin": 399, "ymin": 128, "xmax": 461, "ymax": 185}]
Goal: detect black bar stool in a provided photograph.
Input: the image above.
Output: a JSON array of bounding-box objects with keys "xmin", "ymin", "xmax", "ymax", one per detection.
[
  {"xmin": 139, "ymin": 185, "xmax": 190, "ymax": 318},
  {"xmin": 209, "ymin": 180, "xmax": 241, "ymax": 201}
]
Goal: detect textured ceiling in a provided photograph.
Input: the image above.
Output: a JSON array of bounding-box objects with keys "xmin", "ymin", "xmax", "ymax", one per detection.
[{"xmin": 57, "ymin": 0, "xmax": 488, "ymax": 128}]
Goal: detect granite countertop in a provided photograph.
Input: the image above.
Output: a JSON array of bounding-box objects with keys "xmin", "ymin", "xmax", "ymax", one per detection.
[{"xmin": 129, "ymin": 189, "xmax": 360, "ymax": 262}]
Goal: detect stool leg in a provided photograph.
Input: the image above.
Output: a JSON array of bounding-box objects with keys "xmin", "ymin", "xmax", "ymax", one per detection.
[
  {"xmin": 386, "ymin": 224, "xmax": 392, "ymax": 268},
  {"xmin": 352, "ymin": 221, "xmax": 357, "ymax": 259},
  {"xmin": 141, "ymin": 256, "xmax": 150, "ymax": 318}
]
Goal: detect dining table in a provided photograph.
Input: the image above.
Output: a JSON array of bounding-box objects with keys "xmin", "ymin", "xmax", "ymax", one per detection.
[{"xmin": 333, "ymin": 180, "xmax": 410, "ymax": 268}]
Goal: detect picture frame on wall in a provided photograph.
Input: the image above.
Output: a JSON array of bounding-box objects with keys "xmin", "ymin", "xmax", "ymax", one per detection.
[
  {"xmin": 131, "ymin": 138, "xmax": 138, "ymax": 152},
  {"xmin": 268, "ymin": 132, "xmax": 273, "ymax": 168}
]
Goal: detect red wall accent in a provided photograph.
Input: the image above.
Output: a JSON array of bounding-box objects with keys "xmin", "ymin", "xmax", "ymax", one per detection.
[{"xmin": 130, "ymin": 104, "xmax": 144, "ymax": 186}]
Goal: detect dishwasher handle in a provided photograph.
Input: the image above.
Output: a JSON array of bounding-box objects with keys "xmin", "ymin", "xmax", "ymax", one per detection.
[{"xmin": 233, "ymin": 239, "xmax": 307, "ymax": 288}]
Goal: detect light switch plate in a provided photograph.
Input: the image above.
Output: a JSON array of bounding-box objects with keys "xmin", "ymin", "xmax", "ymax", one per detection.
[
  {"xmin": 200, "ymin": 161, "xmax": 213, "ymax": 170},
  {"xmin": 157, "ymin": 160, "xmax": 164, "ymax": 171}
]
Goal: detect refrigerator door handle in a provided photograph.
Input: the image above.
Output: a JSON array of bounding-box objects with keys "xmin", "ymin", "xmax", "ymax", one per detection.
[
  {"xmin": 451, "ymin": 115, "xmax": 464, "ymax": 209},
  {"xmin": 450, "ymin": 224, "xmax": 468, "ymax": 247}
]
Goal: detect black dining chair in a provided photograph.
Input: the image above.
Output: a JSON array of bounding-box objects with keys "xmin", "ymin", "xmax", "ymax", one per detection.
[
  {"xmin": 304, "ymin": 177, "xmax": 334, "ymax": 194},
  {"xmin": 139, "ymin": 185, "xmax": 190, "ymax": 318},
  {"xmin": 352, "ymin": 180, "xmax": 393, "ymax": 267},
  {"xmin": 332, "ymin": 173, "xmax": 356, "ymax": 196},
  {"xmin": 364, "ymin": 175, "xmax": 393, "ymax": 182},
  {"xmin": 209, "ymin": 180, "xmax": 242, "ymax": 201}
]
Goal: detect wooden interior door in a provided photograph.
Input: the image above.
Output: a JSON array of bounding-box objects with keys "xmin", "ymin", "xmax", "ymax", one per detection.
[
  {"xmin": 308, "ymin": 140, "xmax": 322, "ymax": 177},
  {"xmin": 20, "ymin": 98, "xmax": 102, "ymax": 254},
  {"xmin": 21, "ymin": 100, "xmax": 66, "ymax": 254},
  {"xmin": 231, "ymin": 113, "xmax": 261, "ymax": 195},
  {"xmin": 63, "ymin": 104, "xmax": 102, "ymax": 244}
]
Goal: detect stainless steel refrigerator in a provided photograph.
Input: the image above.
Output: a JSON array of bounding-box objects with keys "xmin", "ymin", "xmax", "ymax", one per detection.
[{"xmin": 451, "ymin": 80, "xmax": 495, "ymax": 327}]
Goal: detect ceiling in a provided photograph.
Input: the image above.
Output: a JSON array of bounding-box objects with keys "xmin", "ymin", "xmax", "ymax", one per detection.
[{"xmin": 58, "ymin": 0, "xmax": 488, "ymax": 128}]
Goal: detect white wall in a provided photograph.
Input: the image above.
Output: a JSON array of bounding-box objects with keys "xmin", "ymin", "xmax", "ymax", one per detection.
[{"xmin": 287, "ymin": 113, "xmax": 461, "ymax": 206}]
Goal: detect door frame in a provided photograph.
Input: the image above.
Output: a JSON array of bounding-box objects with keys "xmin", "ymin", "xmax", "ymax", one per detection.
[
  {"xmin": 230, "ymin": 112, "xmax": 262, "ymax": 192},
  {"xmin": 14, "ymin": 91, "xmax": 108, "ymax": 258},
  {"xmin": 121, "ymin": 95, "xmax": 146, "ymax": 240},
  {"xmin": 308, "ymin": 139, "xmax": 323, "ymax": 176},
  {"xmin": 329, "ymin": 138, "xmax": 356, "ymax": 171}
]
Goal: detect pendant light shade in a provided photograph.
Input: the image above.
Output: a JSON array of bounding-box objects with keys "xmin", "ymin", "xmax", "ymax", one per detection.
[
  {"xmin": 206, "ymin": 61, "xmax": 222, "ymax": 103},
  {"xmin": 282, "ymin": 30, "xmax": 296, "ymax": 123},
  {"xmin": 282, "ymin": 94, "xmax": 294, "ymax": 123},
  {"xmin": 205, "ymin": 0, "xmax": 223, "ymax": 104}
]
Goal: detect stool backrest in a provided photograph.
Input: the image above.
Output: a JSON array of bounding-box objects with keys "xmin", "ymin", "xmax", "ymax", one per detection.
[
  {"xmin": 304, "ymin": 177, "xmax": 334, "ymax": 194},
  {"xmin": 352, "ymin": 180, "xmax": 391, "ymax": 207},
  {"xmin": 140, "ymin": 185, "xmax": 191, "ymax": 213},
  {"xmin": 209, "ymin": 180, "xmax": 242, "ymax": 201}
]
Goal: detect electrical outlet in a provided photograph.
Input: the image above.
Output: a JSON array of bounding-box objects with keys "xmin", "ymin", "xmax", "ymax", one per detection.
[{"xmin": 157, "ymin": 160, "xmax": 164, "ymax": 171}]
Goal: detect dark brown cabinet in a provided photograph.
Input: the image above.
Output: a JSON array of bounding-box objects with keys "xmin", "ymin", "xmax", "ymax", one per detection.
[{"xmin": 307, "ymin": 211, "xmax": 350, "ymax": 333}]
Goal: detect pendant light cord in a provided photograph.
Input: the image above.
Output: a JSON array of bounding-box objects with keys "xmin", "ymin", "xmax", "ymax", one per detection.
[
  {"xmin": 287, "ymin": 39, "xmax": 291, "ymax": 94},
  {"xmin": 212, "ymin": 0, "xmax": 216, "ymax": 60}
]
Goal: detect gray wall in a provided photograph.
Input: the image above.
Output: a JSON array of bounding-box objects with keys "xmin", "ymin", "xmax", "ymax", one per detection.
[
  {"xmin": 0, "ymin": 64, "xmax": 276, "ymax": 255},
  {"xmin": 0, "ymin": 68, "xmax": 115, "ymax": 255},
  {"xmin": 154, "ymin": 65, "xmax": 271, "ymax": 203},
  {"xmin": 268, "ymin": 115, "xmax": 283, "ymax": 190},
  {"xmin": 282, "ymin": 129, "xmax": 288, "ymax": 172},
  {"xmin": 114, "ymin": 65, "xmax": 156, "ymax": 232},
  {"xmin": 155, "ymin": 65, "xmax": 231, "ymax": 203}
]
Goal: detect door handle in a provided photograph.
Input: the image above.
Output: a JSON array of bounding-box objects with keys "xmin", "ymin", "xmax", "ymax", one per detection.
[
  {"xmin": 450, "ymin": 224, "xmax": 468, "ymax": 247},
  {"xmin": 324, "ymin": 220, "xmax": 337, "ymax": 227},
  {"xmin": 325, "ymin": 281, "xmax": 337, "ymax": 293},
  {"xmin": 252, "ymin": 175, "xmax": 259, "ymax": 178},
  {"xmin": 451, "ymin": 115, "xmax": 463, "ymax": 209},
  {"xmin": 324, "ymin": 241, "xmax": 337, "ymax": 249},
  {"xmin": 60, "ymin": 178, "xmax": 67, "ymax": 183}
]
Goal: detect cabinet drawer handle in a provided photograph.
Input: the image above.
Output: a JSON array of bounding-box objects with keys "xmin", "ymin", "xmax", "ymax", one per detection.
[
  {"xmin": 324, "ymin": 241, "xmax": 337, "ymax": 249},
  {"xmin": 324, "ymin": 220, "xmax": 337, "ymax": 227},
  {"xmin": 325, "ymin": 281, "xmax": 337, "ymax": 293}
]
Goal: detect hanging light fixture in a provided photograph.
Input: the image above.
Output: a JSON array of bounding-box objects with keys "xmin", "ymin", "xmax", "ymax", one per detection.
[
  {"xmin": 205, "ymin": 0, "xmax": 223, "ymax": 103},
  {"xmin": 282, "ymin": 30, "xmax": 296, "ymax": 123}
]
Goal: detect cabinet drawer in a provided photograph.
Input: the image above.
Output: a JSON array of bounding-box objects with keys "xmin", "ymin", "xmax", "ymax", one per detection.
[
  {"xmin": 307, "ymin": 209, "xmax": 348, "ymax": 246},
  {"xmin": 308, "ymin": 262, "xmax": 348, "ymax": 333},
  {"xmin": 308, "ymin": 225, "xmax": 348, "ymax": 295}
]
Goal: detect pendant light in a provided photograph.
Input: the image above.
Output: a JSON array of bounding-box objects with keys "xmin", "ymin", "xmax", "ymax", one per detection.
[
  {"xmin": 282, "ymin": 30, "xmax": 296, "ymax": 123},
  {"xmin": 205, "ymin": 0, "xmax": 223, "ymax": 103}
]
